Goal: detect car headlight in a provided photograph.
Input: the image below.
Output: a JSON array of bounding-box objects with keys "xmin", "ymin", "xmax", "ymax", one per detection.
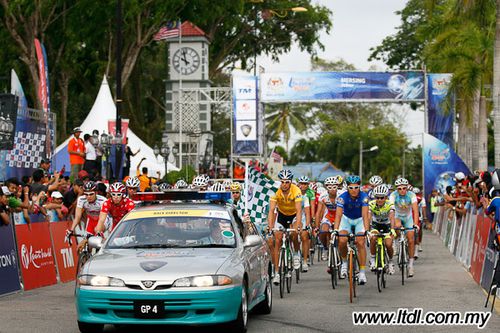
[
  {"xmin": 172, "ymin": 275, "xmax": 232, "ymax": 287},
  {"xmin": 78, "ymin": 274, "xmax": 125, "ymax": 287}
]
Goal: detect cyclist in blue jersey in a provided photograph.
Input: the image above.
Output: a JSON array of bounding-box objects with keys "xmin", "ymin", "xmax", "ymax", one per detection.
[
  {"xmin": 334, "ymin": 175, "xmax": 370, "ymax": 284},
  {"xmin": 389, "ymin": 177, "xmax": 419, "ymax": 277},
  {"xmin": 485, "ymin": 189, "xmax": 500, "ymax": 250}
]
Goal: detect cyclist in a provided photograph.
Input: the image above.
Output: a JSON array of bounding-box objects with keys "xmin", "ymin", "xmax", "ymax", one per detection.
[
  {"xmin": 413, "ymin": 187, "xmax": 427, "ymax": 256},
  {"xmin": 66, "ymin": 181, "xmax": 107, "ymax": 250},
  {"xmin": 267, "ymin": 169, "xmax": 303, "ymax": 285},
  {"xmin": 389, "ymin": 177, "xmax": 419, "ymax": 277},
  {"xmin": 334, "ymin": 175, "xmax": 370, "ymax": 284},
  {"xmin": 315, "ymin": 176, "xmax": 342, "ymax": 261},
  {"xmin": 125, "ymin": 177, "xmax": 141, "ymax": 204},
  {"xmin": 95, "ymin": 182, "xmax": 135, "ymax": 233},
  {"xmin": 174, "ymin": 179, "xmax": 188, "ymax": 189},
  {"xmin": 366, "ymin": 175, "xmax": 384, "ymax": 199},
  {"xmin": 297, "ymin": 176, "xmax": 312, "ymax": 272},
  {"xmin": 298, "ymin": 176, "xmax": 316, "ymax": 226},
  {"xmin": 368, "ymin": 184, "xmax": 396, "ymax": 274}
]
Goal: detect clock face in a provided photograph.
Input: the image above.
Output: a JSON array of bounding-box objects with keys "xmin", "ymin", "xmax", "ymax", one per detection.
[{"xmin": 172, "ymin": 47, "xmax": 201, "ymax": 75}]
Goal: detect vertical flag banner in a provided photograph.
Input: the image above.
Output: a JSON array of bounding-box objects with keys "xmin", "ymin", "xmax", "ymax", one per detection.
[
  {"xmin": 232, "ymin": 75, "xmax": 260, "ymax": 155},
  {"xmin": 423, "ymin": 133, "xmax": 470, "ymax": 198},
  {"xmin": 427, "ymin": 74, "xmax": 454, "ymax": 147},
  {"xmin": 246, "ymin": 167, "xmax": 277, "ymax": 232},
  {"xmin": 34, "ymin": 38, "xmax": 52, "ymax": 159}
]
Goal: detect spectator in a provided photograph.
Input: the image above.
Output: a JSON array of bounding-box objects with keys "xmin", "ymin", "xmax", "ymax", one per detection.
[
  {"xmin": 96, "ymin": 182, "xmax": 108, "ymax": 198},
  {"xmin": 429, "ymin": 189, "xmax": 439, "ymax": 224},
  {"xmin": 123, "ymin": 137, "xmax": 140, "ymax": 178},
  {"xmin": 5, "ymin": 178, "xmax": 30, "ymax": 211},
  {"xmin": 68, "ymin": 127, "xmax": 86, "ymax": 182},
  {"xmin": 136, "ymin": 158, "xmax": 159, "ymax": 192},
  {"xmin": 83, "ymin": 133, "xmax": 98, "ymax": 177},
  {"xmin": 0, "ymin": 186, "xmax": 11, "ymax": 225},
  {"xmin": 45, "ymin": 191, "xmax": 67, "ymax": 222},
  {"xmin": 78, "ymin": 170, "xmax": 91, "ymax": 183},
  {"xmin": 63, "ymin": 179, "xmax": 84, "ymax": 216},
  {"xmin": 31, "ymin": 169, "xmax": 60, "ymax": 195},
  {"xmin": 233, "ymin": 162, "xmax": 245, "ymax": 180},
  {"xmin": 92, "ymin": 129, "xmax": 104, "ymax": 174}
]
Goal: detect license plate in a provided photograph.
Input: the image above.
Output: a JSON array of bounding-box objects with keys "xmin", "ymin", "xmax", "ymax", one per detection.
[{"xmin": 133, "ymin": 300, "xmax": 165, "ymax": 319}]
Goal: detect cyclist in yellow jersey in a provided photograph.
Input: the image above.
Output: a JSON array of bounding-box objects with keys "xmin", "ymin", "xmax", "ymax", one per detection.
[
  {"xmin": 368, "ymin": 184, "xmax": 396, "ymax": 274},
  {"xmin": 267, "ymin": 169, "xmax": 303, "ymax": 285}
]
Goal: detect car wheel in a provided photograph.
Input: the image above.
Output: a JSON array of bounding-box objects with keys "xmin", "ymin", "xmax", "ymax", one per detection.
[
  {"xmin": 254, "ymin": 270, "xmax": 272, "ymax": 314},
  {"xmin": 227, "ymin": 282, "xmax": 248, "ymax": 333},
  {"xmin": 77, "ymin": 321, "xmax": 104, "ymax": 333}
]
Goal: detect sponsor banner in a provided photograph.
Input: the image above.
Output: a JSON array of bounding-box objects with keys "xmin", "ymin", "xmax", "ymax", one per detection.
[
  {"xmin": 107, "ymin": 118, "xmax": 129, "ymax": 144},
  {"xmin": 423, "ymin": 133, "xmax": 470, "ymax": 200},
  {"xmin": 260, "ymin": 71, "xmax": 425, "ymax": 102},
  {"xmin": 232, "ymin": 75, "xmax": 259, "ymax": 155},
  {"xmin": 49, "ymin": 221, "xmax": 79, "ymax": 283},
  {"xmin": 427, "ymin": 74, "xmax": 454, "ymax": 147},
  {"xmin": 470, "ymin": 211, "xmax": 490, "ymax": 284},
  {"xmin": 15, "ymin": 222, "xmax": 57, "ymax": 290},
  {"xmin": 0, "ymin": 223, "xmax": 21, "ymax": 296}
]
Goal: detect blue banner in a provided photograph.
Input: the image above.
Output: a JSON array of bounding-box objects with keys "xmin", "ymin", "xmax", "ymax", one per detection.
[
  {"xmin": 0, "ymin": 223, "xmax": 21, "ymax": 296},
  {"xmin": 232, "ymin": 75, "xmax": 260, "ymax": 155},
  {"xmin": 423, "ymin": 133, "xmax": 470, "ymax": 198},
  {"xmin": 260, "ymin": 71, "xmax": 425, "ymax": 102},
  {"xmin": 427, "ymin": 74, "xmax": 454, "ymax": 147}
]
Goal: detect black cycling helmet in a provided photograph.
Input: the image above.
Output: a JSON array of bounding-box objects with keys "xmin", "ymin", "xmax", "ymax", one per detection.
[{"xmin": 83, "ymin": 181, "xmax": 97, "ymax": 192}]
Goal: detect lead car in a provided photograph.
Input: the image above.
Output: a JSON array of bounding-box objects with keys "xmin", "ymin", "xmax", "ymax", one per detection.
[{"xmin": 75, "ymin": 191, "xmax": 272, "ymax": 333}]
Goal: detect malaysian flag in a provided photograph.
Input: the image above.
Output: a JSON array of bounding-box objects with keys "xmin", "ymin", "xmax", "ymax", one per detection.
[{"xmin": 153, "ymin": 21, "xmax": 181, "ymax": 41}]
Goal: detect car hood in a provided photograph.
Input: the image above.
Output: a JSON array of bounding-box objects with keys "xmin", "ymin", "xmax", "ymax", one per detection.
[{"xmin": 84, "ymin": 247, "xmax": 236, "ymax": 283}]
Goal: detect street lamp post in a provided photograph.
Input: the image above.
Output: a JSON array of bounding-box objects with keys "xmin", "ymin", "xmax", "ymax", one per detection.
[
  {"xmin": 214, "ymin": 154, "xmax": 220, "ymax": 179},
  {"xmin": 154, "ymin": 132, "xmax": 171, "ymax": 180},
  {"xmin": 359, "ymin": 140, "xmax": 379, "ymax": 181}
]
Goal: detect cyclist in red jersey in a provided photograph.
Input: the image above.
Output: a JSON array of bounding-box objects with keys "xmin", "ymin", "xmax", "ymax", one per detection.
[{"xmin": 95, "ymin": 182, "xmax": 135, "ymax": 233}]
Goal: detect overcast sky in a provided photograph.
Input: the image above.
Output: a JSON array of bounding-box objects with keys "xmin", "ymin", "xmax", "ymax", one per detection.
[{"xmin": 253, "ymin": 0, "xmax": 424, "ymax": 148}]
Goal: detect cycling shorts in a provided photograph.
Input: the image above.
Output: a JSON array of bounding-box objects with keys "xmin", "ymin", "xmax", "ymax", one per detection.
[
  {"xmin": 339, "ymin": 215, "xmax": 365, "ymax": 234},
  {"xmin": 370, "ymin": 222, "xmax": 391, "ymax": 237},
  {"xmin": 320, "ymin": 218, "xmax": 333, "ymax": 228},
  {"xmin": 276, "ymin": 212, "xmax": 296, "ymax": 230},
  {"xmin": 396, "ymin": 214, "xmax": 414, "ymax": 229}
]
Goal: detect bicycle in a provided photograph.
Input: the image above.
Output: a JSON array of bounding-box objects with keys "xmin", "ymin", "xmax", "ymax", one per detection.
[
  {"xmin": 327, "ymin": 230, "xmax": 341, "ymax": 289},
  {"xmin": 308, "ymin": 227, "xmax": 316, "ymax": 266},
  {"xmin": 274, "ymin": 228, "xmax": 296, "ymax": 298},
  {"xmin": 338, "ymin": 232, "xmax": 365, "ymax": 303},
  {"xmin": 296, "ymin": 232, "xmax": 302, "ymax": 284},
  {"xmin": 370, "ymin": 230, "xmax": 391, "ymax": 292},
  {"xmin": 394, "ymin": 227, "xmax": 414, "ymax": 286}
]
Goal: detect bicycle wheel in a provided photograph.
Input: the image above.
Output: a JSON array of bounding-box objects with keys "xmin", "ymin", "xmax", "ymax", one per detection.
[
  {"xmin": 376, "ymin": 245, "xmax": 383, "ymax": 293},
  {"xmin": 309, "ymin": 236, "xmax": 315, "ymax": 266},
  {"xmin": 348, "ymin": 251, "xmax": 354, "ymax": 303},
  {"xmin": 295, "ymin": 250, "xmax": 301, "ymax": 284},
  {"xmin": 279, "ymin": 248, "xmax": 285, "ymax": 298},
  {"xmin": 400, "ymin": 242, "xmax": 406, "ymax": 286},
  {"xmin": 328, "ymin": 244, "xmax": 335, "ymax": 289},
  {"xmin": 286, "ymin": 248, "xmax": 292, "ymax": 293}
]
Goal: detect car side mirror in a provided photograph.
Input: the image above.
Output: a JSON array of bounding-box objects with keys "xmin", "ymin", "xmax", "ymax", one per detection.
[
  {"xmin": 243, "ymin": 235, "xmax": 261, "ymax": 248},
  {"xmin": 88, "ymin": 236, "xmax": 104, "ymax": 250}
]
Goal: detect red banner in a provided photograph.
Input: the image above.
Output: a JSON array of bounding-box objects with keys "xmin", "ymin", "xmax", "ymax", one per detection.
[
  {"xmin": 108, "ymin": 119, "xmax": 129, "ymax": 144},
  {"xmin": 15, "ymin": 223, "xmax": 57, "ymax": 290},
  {"xmin": 49, "ymin": 221, "xmax": 79, "ymax": 283},
  {"xmin": 34, "ymin": 38, "xmax": 48, "ymax": 113},
  {"xmin": 470, "ymin": 212, "xmax": 490, "ymax": 284}
]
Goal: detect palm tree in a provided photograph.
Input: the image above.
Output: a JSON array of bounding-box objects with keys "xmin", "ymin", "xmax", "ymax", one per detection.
[{"xmin": 265, "ymin": 103, "xmax": 309, "ymax": 153}]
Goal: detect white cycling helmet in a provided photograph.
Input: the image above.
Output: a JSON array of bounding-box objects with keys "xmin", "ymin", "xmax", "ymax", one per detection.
[
  {"xmin": 297, "ymin": 175, "xmax": 310, "ymax": 183},
  {"xmin": 369, "ymin": 175, "xmax": 383, "ymax": 186},
  {"xmin": 209, "ymin": 182, "xmax": 225, "ymax": 192},
  {"xmin": 324, "ymin": 175, "xmax": 343, "ymax": 186},
  {"xmin": 125, "ymin": 177, "xmax": 140, "ymax": 189},
  {"xmin": 373, "ymin": 184, "xmax": 390, "ymax": 197},
  {"xmin": 413, "ymin": 187, "xmax": 421, "ymax": 194},
  {"xmin": 407, "ymin": 184, "xmax": 414, "ymax": 191},
  {"xmin": 192, "ymin": 175, "xmax": 209, "ymax": 188},
  {"xmin": 277, "ymin": 169, "xmax": 293, "ymax": 180},
  {"xmin": 175, "ymin": 179, "xmax": 188, "ymax": 189},
  {"xmin": 394, "ymin": 177, "xmax": 409, "ymax": 186},
  {"xmin": 158, "ymin": 182, "xmax": 170, "ymax": 192}
]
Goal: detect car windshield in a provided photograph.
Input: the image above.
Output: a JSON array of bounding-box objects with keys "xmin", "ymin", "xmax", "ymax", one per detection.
[{"xmin": 106, "ymin": 215, "xmax": 237, "ymax": 249}]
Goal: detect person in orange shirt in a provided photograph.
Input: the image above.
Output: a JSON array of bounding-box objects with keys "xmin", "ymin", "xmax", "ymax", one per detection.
[
  {"xmin": 68, "ymin": 127, "xmax": 86, "ymax": 182},
  {"xmin": 233, "ymin": 163, "xmax": 245, "ymax": 180}
]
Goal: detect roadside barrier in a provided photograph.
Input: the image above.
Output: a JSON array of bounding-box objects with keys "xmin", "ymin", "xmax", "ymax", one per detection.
[{"xmin": 433, "ymin": 206, "xmax": 499, "ymax": 297}]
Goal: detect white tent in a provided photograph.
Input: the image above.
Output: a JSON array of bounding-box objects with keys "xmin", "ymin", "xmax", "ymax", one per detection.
[{"xmin": 54, "ymin": 76, "xmax": 178, "ymax": 178}]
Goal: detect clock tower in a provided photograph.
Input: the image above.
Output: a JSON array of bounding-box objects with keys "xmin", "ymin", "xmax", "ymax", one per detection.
[{"xmin": 165, "ymin": 21, "xmax": 212, "ymax": 170}]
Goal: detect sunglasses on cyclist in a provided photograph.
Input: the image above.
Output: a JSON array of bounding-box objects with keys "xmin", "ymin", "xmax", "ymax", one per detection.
[
  {"xmin": 375, "ymin": 196, "xmax": 386, "ymax": 200},
  {"xmin": 397, "ymin": 187, "xmax": 407, "ymax": 191},
  {"xmin": 110, "ymin": 192, "xmax": 123, "ymax": 197},
  {"xmin": 348, "ymin": 186, "xmax": 360, "ymax": 190},
  {"xmin": 231, "ymin": 191, "xmax": 240, "ymax": 195},
  {"xmin": 84, "ymin": 192, "xmax": 95, "ymax": 196},
  {"xmin": 281, "ymin": 180, "xmax": 292, "ymax": 184},
  {"xmin": 326, "ymin": 185, "xmax": 338, "ymax": 190}
]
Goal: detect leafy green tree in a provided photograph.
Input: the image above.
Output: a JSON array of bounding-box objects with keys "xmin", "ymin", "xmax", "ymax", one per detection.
[
  {"xmin": 288, "ymin": 138, "xmax": 319, "ymax": 165},
  {"xmin": 265, "ymin": 103, "xmax": 310, "ymax": 153}
]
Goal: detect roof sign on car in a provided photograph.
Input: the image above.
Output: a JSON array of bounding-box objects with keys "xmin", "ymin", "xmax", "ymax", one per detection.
[{"xmin": 132, "ymin": 191, "xmax": 231, "ymax": 203}]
